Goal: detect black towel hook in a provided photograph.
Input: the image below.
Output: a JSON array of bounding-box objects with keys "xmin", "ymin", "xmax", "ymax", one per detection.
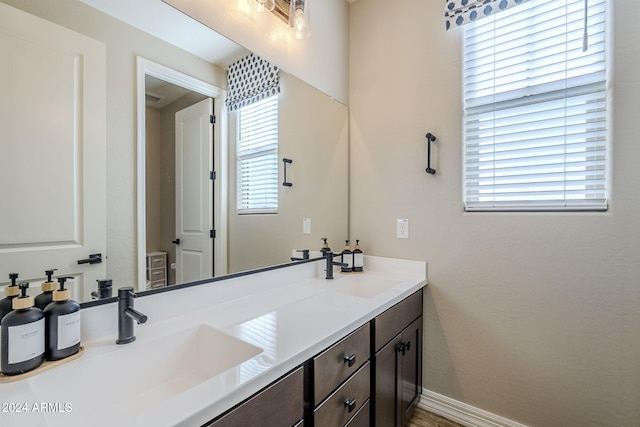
[{"xmin": 425, "ymin": 132, "xmax": 437, "ymax": 175}]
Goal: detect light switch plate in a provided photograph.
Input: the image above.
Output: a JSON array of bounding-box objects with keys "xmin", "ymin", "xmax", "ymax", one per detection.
[
  {"xmin": 303, "ymin": 218, "xmax": 311, "ymax": 234},
  {"xmin": 397, "ymin": 219, "xmax": 409, "ymax": 239}
]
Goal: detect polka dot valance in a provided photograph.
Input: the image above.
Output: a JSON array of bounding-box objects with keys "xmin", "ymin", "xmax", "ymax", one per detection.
[
  {"xmin": 225, "ymin": 53, "xmax": 280, "ymax": 112},
  {"xmin": 445, "ymin": 0, "xmax": 530, "ymax": 30}
]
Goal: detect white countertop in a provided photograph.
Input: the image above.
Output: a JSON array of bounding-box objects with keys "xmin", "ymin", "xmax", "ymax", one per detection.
[{"xmin": 0, "ymin": 256, "xmax": 426, "ymax": 427}]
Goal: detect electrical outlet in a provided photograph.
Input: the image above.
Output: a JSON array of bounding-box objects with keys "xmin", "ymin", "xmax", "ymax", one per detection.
[
  {"xmin": 397, "ymin": 219, "xmax": 409, "ymax": 239},
  {"xmin": 303, "ymin": 218, "xmax": 311, "ymax": 234}
]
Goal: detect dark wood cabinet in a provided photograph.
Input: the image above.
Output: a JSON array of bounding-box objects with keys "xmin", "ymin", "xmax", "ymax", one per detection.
[
  {"xmin": 373, "ymin": 289, "xmax": 423, "ymax": 427},
  {"xmin": 205, "ymin": 366, "xmax": 304, "ymax": 427},
  {"xmin": 314, "ymin": 362, "xmax": 370, "ymax": 427},
  {"xmin": 204, "ymin": 288, "xmax": 423, "ymax": 427},
  {"xmin": 398, "ymin": 317, "xmax": 422, "ymax": 425},
  {"xmin": 312, "ymin": 323, "xmax": 371, "ymax": 405},
  {"xmin": 308, "ymin": 323, "xmax": 371, "ymax": 427}
]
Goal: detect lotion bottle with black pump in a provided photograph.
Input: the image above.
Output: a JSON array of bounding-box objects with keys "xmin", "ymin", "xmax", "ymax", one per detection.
[
  {"xmin": 44, "ymin": 277, "xmax": 81, "ymax": 361},
  {"xmin": 0, "ymin": 273, "xmax": 20, "ymax": 322},
  {"xmin": 1, "ymin": 283, "xmax": 45, "ymax": 375},
  {"xmin": 34, "ymin": 269, "xmax": 57, "ymax": 310},
  {"xmin": 353, "ymin": 240, "xmax": 364, "ymax": 272},
  {"xmin": 341, "ymin": 240, "xmax": 353, "ymax": 273},
  {"xmin": 320, "ymin": 238, "xmax": 331, "ymax": 256}
]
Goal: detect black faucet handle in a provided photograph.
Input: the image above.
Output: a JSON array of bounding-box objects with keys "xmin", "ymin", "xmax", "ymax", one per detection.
[
  {"xmin": 295, "ymin": 249, "xmax": 310, "ymax": 260},
  {"xmin": 117, "ymin": 286, "xmax": 136, "ymax": 299}
]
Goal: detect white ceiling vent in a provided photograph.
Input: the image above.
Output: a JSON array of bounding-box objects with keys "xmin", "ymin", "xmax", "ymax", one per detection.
[{"xmin": 145, "ymin": 92, "xmax": 164, "ymax": 107}]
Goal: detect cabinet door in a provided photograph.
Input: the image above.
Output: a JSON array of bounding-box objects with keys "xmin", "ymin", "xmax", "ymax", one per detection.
[
  {"xmin": 374, "ymin": 334, "xmax": 401, "ymax": 427},
  {"xmin": 374, "ymin": 316, "xmax": 423, "ymax": 427},
  {"xmin": 399, "ymin": 316, "xmax": 422, "ymax": 426}
]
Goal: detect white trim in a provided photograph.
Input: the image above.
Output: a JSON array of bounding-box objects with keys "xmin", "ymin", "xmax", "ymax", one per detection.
[
  {"xmin": 419, "ymin": 389, "xmax": 529, "ymax": 427},
  {"xmin": 136, "ymin": 57, "xmax": 228, "ymax": 291}
]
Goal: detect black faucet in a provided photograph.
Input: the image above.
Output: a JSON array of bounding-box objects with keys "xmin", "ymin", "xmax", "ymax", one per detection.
[
  {"xmin": 91, "ymin": 279, "xmax": 113, "ymax": 300},
  {"xmin": 325, "ymin": 252, "xmax": 348, "ymax": 280},
  {"xmin": 116, "ymin": 287, "xmax": 148, "ymax": 344},
  {"xmin": 291, "ymin": 249, "xmax": 310, "ymax": 261}
]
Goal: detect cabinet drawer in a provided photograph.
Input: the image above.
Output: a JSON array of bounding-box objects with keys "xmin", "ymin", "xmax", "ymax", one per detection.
[
  {"xmin": 344, "ymin": 399, "xmax": 369, "ymax": 427},
  {"xmin": 374, "ymin": 289, "xmax": 422, "ymax": 351},
  {"xmin": 313, "ymin": 322, "xmax": 370, "ymax": 404},
  {"xmin": 206, "ymin": 366, "xmax": 303, "ymax": 426},
  {"xmin": 147, "ymin": 254, "xmax": 166, "ymax": 269},
  {"xmin": 314, "ymin": 362, "xmax": 370, "ymax": 427},
  {"xmin": 146, "ymin": 267, "xmax": 166, "ymax": 282},
  {"xmin": 147, "ymin": 280, "xmax": 166, "ymax": 290}
]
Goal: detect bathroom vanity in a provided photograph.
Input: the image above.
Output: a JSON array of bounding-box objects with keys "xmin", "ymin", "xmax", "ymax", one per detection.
[{"xmin": 0, "ymin": 256, "xmax": 426, "ymax": 427}]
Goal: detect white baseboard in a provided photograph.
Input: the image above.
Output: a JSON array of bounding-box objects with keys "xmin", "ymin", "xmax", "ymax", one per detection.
[{"xmin": 419, "ymin": 389, "xmax": 529, "ymax": 427}]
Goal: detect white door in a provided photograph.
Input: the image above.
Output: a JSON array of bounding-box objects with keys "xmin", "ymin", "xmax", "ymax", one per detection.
[
  {"xmin": 174, "ymin": 99, "xmax": 214, "ymax": 283},
  {"xmin": 0, "ymin": 4, "xmax": 106, "ymax": 302}
]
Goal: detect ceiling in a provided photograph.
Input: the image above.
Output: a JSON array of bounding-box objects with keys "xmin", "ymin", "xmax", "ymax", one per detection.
[
  {"xmin": 79, "ymin": 0, "xmax": 249, "ymax": 68},
  {"xmin": 144, "ymin": 75, "xmax": 194, "ymax": 109}
]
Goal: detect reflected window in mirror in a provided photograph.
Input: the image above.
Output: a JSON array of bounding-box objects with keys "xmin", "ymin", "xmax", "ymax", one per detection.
[{"xmin": 237, "ymin": 95, "xmax": 279, "ymax": 214}]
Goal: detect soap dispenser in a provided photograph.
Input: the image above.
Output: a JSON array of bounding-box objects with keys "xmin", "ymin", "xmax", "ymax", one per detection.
[
  {"xmin": 34, "ymin": 269, "xmax": 58, "ymax": 310},
  {"xmin": 320, "ymin": 238, "xmax": 331, "ymax": 256},
  {"xmin": 353, "ymin": 240, "xmax": 364, "ymax": 272},
  {"xmin": 43, "ymin": 276, "xmax": 81, "ymax": 360},
  {"xmin": 341, "ymin": 240, "xmax": 353, "ymax": 273},
  {"xmin": 0, "ymin": 273, "xmax": 20, "ymax": 322},
  {"xmin": 1, "ymin": 283, "xmax": 45, "ymax": 376}
]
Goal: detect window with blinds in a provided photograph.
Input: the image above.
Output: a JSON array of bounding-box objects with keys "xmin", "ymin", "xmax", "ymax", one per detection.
[
  {"xmin": 237, "ymin": 95, "xmax": 279, "ymax": 214},
  {"xmin": 463, "ymin": 0, "xmax": 609, "ymax": 211}
]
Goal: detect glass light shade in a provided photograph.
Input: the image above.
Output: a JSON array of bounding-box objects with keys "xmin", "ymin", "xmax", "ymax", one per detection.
[
  {"xmin": 254, "ymin": 0, "xmax": 275, "ymax": 12},
  {"xmin": 288, "ymin": 0, "xmax": 310, "ymax": 39}
]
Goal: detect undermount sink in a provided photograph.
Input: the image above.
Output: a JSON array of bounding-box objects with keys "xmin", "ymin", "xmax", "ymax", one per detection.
[
  {"xmin": 32, "ymin": 324, "xmax": 262, "ymax": 420},
  {"xmin": 328, "ymin": 274, "xmax": 401, "ymax": 298}
]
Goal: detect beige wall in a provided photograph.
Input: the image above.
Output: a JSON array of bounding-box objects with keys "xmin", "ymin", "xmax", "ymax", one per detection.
[
  {"xmin": 228, "ymin": 72, "xmax": 349, "ymax": 273},
  {"xmin": 350, "ymin": 1, "xmax": 640, "ymax": 426}
]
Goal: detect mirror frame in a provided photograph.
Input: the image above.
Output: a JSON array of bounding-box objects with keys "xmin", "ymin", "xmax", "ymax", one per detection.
[{"xmin": 135, "ymin": 57, "xmax": 229, "ymax": 292}]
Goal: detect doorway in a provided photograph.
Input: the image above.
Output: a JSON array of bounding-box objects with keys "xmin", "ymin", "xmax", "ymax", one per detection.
[{"xmin": 136, "ymin": 57, "xmax": 228, "ymax": 292}]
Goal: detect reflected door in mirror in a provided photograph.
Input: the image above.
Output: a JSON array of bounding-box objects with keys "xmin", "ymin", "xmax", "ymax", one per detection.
[
  {"xmin": 175, "ymin": 98, "xmax": 214, "ymax": 283},
  {"xmin": 0, "ymin": 4, "xmax": 106, "ymax": 302}
]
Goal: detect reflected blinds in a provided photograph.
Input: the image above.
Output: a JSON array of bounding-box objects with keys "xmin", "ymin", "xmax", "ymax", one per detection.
[{"xmin": 237, "ymin": 96, "xmax": 279, "ymax": 213}]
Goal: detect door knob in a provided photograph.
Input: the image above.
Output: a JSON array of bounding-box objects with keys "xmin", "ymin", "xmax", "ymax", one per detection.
[
  {"xmin": 78, "ymin": 253, "xmax": 102, "ymax": 265},
  {"xmin": 172, "ymin": 239, "xmax": 181, "ymax": 245}
]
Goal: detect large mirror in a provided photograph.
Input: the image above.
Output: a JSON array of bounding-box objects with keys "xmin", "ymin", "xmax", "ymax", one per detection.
[{"xmin": 0, "ymin": 0, "xmax": 348, "ymax": 303}]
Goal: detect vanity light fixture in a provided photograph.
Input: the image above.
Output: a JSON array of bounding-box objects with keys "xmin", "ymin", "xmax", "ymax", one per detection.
[
  {"xmin": 288, "ymin": 0, "xmax": 310, "ymax": 40},
  {"xmin": 254, "ymin": 0, "xmax": 275, "ymax": 13},
  {"xmin": 248, "ymin": 0, "xmax": 311, "ymax": 39}
]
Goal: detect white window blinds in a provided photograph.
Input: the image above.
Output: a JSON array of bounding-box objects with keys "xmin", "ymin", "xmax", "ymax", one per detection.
[
  {"xmin": 463, "ymin": 0, "xmax": 609, "ymax": 211},
  {"xmin": 237, "ymin": 95, "xmax": 279, "ymax": 214}
]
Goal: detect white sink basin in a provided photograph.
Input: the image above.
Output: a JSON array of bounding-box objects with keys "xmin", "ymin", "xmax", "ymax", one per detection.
[
  {"xmin": 328, "ymin": 274, "xmax": 401, "ymax": 298},
  {"xmin": 32, "ymin": 324, "xmax": 262, "ymax": 421}
]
